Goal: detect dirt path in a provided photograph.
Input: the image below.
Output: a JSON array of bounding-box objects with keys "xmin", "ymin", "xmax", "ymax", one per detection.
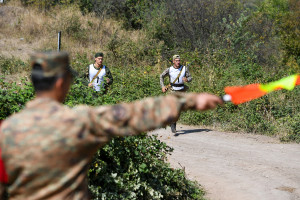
[{"xmin": 149, "ymin": 124, "xmax": 300, "ymax": 200}]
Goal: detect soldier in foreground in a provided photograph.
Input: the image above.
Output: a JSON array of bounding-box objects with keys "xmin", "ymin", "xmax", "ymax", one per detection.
[{"xmin": 0, "ymin": 51, "xmax": 222, "ymax": 200}]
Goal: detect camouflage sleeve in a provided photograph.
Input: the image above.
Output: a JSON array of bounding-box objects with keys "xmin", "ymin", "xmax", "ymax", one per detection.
[
  {"xmin": 160, "ymin": 68, "xmax": 169, "ymax": 87},
  {"xmin": 185, "ymin": 66, "xmax": 192, "ymax": 82},
  {"xmin": 85, "ymin": 92, "xmax": 197, "ymax": 137},
  {"xmin": 105, "ymin": 67, "xmax": 113, "ymax": 85}
]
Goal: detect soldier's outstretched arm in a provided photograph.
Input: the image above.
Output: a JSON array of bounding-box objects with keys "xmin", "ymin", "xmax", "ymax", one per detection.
[{"xmin": 85, "ymin": 92, "xmax": 222, "ymax": 137}]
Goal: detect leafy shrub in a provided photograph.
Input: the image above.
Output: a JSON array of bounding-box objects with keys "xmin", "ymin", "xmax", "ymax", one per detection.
[
  {"xmin": 163, "ymin": 0, "xmax": 243, "ymax": 49},
  {"xmin": 0, "ymin": 78, "xmax": 34, "ymax": 119},
  {"xmin": 88, "ymin": 134, "xmax": 205, "ymax": 199},
  {"xmin": 253, "ymin": 0, "xmax": 300, "ymax": 68},
  {"xmin": 280, "ymin": 113, "xmax": 300, "ymax": 143}
]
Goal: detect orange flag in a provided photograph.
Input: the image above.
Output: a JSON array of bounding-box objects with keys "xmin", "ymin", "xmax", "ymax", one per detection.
[{"xmin": 224, "ymin": 74, "xmax": 300, "ymax": 105}]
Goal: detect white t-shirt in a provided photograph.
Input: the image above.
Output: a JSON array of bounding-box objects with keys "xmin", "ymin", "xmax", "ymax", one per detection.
[
  {"xmin": 89, "ymin": 64, "xmax": 106, "ymax": 91},
  {"xmin": 169, "ymin": 65, "xmax": 186, "ymax": 90}
]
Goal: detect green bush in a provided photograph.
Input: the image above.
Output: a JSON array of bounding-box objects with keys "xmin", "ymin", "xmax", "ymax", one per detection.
[
  {"xmin": 88, "ymin": 134, "xmax": 204, "ymax": 199},
  {"xmin": 280, "ymin": 113, "xmax": 300, "ymax": 143},
  {"xmin": 0, "ymin": 78, "xmax": 34, "ymax": 119}
]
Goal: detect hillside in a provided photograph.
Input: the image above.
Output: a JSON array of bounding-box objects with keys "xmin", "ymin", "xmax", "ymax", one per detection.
[{"xmin": 1, "ymin": 0, "xmax": 299, "ymax": 139}]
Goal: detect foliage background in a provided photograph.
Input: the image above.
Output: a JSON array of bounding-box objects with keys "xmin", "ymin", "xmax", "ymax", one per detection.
[{"xmin": 0, "ymin": 0, "xmax": 299, "ymax": 199}]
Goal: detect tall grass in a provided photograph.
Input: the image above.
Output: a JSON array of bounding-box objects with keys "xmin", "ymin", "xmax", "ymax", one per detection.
[{"xmin": 0, "ymin": 0, "xmax": 164, "ymax": 69}]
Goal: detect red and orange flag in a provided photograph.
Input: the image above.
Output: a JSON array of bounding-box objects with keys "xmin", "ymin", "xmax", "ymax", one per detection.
[{"xmin": 224, "ymin": 74, "xmax": 300, "ymax": 105}]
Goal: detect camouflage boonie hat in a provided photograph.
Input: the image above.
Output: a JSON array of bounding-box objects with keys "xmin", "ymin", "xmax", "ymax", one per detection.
[
  {"xmin": 30, "ymin": 51, "xmax": 74, "ymax": 77},
  {"xmin": 173, "ymin": 55, "xmax": 180, "ymax": 60}
]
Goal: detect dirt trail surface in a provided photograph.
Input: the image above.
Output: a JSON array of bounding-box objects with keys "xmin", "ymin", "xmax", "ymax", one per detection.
[{"xmin": 149, "ymin": 124, "xmax": 300, "ymax": 200}]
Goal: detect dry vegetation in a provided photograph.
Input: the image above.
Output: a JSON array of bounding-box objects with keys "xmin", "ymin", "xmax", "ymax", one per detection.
[
  {"xmin": 0, "ymin": 0, "xmax": 162, "ymax": 66},
  {"xmin": 0, "ymin": 0, "xmax": 167, "ymax": 86}
]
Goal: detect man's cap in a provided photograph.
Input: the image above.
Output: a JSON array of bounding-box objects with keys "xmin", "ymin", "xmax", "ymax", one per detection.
[
  {"xmin": 95, "ymin": 52, "xmax": 104, "ymax": 58},
  {"xmin": 173, "ymin": 55, "xmax": 180, "ymax": 60},
  {"xmin": 30, "ymin": 51, "xmax": 75, "ymax": 77}
]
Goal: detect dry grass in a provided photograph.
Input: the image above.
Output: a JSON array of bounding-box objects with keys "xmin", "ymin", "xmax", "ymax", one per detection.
[
  {"xmin": 0, "ymin": 0, "xmax": 165, "ymax": 84},
  {"xmin": 0, "ymin": 0, "xmax": 159, "ymax": 66}
]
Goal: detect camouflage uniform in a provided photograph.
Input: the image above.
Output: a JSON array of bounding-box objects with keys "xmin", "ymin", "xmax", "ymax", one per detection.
[{"xmin": 0, "ymin": 52, "xmax": 199, "ymax": 200}]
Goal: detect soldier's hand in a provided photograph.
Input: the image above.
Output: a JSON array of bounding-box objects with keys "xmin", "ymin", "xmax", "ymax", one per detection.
[
  {"xmin": 162, "ymin": 86, "xmax": 168, "ymax": 93},
  {"xmin": 195, "ymin": 93, "xmax": 223, "ymax": 111},
  {"xmin": 88, "ymin": 83, "xmax": 93, "ymax": 88},
  {"xmin": 183, "ymin": 77, "xmax": 188, "ymax": 82},
  {"xmin": 106, "ymin": 78, "xmax": 110, "ymax": 83}
]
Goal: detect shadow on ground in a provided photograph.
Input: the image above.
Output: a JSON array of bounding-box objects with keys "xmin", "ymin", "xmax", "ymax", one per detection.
[{"xmin": 174, "ymin": 128, "xmax": 211, "ymax": 136}]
